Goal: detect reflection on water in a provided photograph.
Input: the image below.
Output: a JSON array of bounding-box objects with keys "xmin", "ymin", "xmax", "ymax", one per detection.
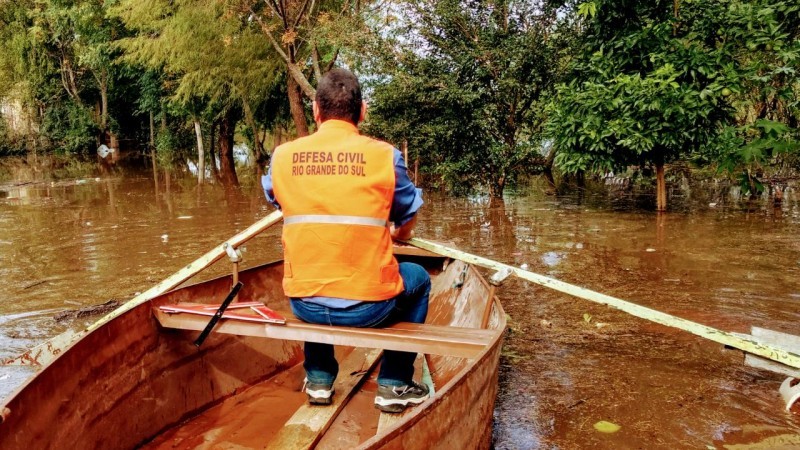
[
  {"xmin": 415, "ymin": 193, "xmax": 800, "ymax": 449},
  {"xmin": 1, "ymin": 165, "xmax": 799, "ymax": 448},
  {"xmin": 0, "ymin": 168, "xmax": 283, "ymax": 400}
]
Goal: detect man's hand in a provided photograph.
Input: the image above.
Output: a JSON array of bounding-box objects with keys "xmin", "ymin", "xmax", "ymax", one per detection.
[{"xmin": 390, "ymin": 215, "xmax": 417, "ymax": 241}]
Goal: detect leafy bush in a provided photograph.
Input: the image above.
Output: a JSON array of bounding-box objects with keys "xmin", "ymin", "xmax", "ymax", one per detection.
[
  {"xmin": 39, "ymin": 101, "xmax": 99, "ymax": 154},
  {"xmin": 0, "ymin": 119, "xmax": 27, "ymax": 156},
  {"xmin": 154, "ymin": 125, "xmax": 194, "ymax": 167}
]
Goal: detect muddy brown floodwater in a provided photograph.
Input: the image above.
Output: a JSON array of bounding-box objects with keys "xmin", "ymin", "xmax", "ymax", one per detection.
[{"xmin": 1, "ymin": 168, "xmax": 799, "ymax": 449}]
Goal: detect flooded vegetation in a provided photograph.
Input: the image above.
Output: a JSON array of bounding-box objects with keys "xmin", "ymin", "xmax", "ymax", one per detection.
[
  {"xmin": 2, "ymin": 0, "xmax": 799, "ymax": 446},
  {"xmin": 1, "ymin": 159, "xmax": 798, "ymax": 448}
]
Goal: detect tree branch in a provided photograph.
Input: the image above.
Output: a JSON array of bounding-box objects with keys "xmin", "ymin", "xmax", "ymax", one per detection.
[
  {"xmin": 311, "ymin": 44, "xmax": 323, "ymax": 81},
  {"xmin": 250, "ymin": 9, "xmax": 316, "ymax": 99},
  {"xmin": 266, "ymin": 0, "xmax": 283, "ymax": 20},
  {"xmin": 324, "ymin": 48, "xmax": 340, "ymax": 72},
  {"xmin": 292, "ymin": 0, "xmax": 312, "ymax": 29},
  {"xmin": 280, "ymin": 0, "xmax": 288, "ymax": 28}
]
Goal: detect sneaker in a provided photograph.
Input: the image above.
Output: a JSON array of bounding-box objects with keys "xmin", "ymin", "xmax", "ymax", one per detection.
[
  {"xmin": 374, "ymin": 381, "xmax": 430, "ymax": 413},
  {"xmin": 303, "ymin": 377, "xmax": 334, "ymax": 405}
]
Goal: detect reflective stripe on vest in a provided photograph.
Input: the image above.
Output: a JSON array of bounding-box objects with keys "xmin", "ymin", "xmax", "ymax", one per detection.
[{"xmin": 284, "ymin": 214, "xmax": 388, "ymax": 228}]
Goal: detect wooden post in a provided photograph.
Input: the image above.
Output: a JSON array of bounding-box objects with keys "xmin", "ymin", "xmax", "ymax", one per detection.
[
  {"xmin": 406, "ymin": 237, "xmax": 800, "ymax": 370},
  {"xmin": 225, "ymin": 242, "xmax": 243, "ymax": 302},
  {"xmin": 482, "ymin": 268, "xmax": 511, "ymax": 329}
]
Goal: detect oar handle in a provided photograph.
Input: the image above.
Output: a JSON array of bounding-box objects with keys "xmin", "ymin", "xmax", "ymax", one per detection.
[{"xmin": 194, "ymin": 281, "xmax": 244, "ymax": 347}]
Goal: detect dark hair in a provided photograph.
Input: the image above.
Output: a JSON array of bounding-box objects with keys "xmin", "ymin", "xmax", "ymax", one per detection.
[{"xmin": 315, "ymin": 68, "xmax": 362, "ymax": 125}]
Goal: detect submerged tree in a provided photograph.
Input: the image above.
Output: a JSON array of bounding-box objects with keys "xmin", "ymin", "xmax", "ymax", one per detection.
[
  {"xmin": 701, "ymin": 1, "xmax": 800, "ymax": 196},
  {"xmin": 112, "ymin": 0, "xmax": 286, "ymax": 186},
  {"xmin": 548, "ymin": 0, "xmax": 800, "ymax": 210},
  {"xmin": 548, "ymin": 0, "xmax": 737, "ymax": 211}
]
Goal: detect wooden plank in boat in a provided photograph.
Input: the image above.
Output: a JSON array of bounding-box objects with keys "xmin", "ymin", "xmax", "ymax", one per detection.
[
  {"xmin": 266, "ymin": 348, "xmax": 382, "ymax": 450},
  {"xmin": 153, "ymin": 309, "xmax": 492, "ymax": 358}
]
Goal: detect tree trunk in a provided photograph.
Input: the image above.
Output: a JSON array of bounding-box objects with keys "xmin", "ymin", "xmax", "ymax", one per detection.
[
  {"xmin": 217, "ymin": 110, "xmax": 240, "ymax": 188},
  {"xmin": 656, "ymin": 162, "xmax": 667, "ymax": 211},
  {"xmin": 100, "ymin": 79, "xmax": 108, "ymax": 135},
  {"xmin": 60, "ymin": 56, "xmax": 81, "ymax": 102},
  {"xmin": 164, "ymin": 168, "xmax": 173, "ymax": 215},
  {"xmin": 488, "ymin": 175, "xmax": 505, "ymax": 198},
  {"xmin": 542, "ymin": 146, "xmax": 557, "ymax": 189},
  {"xmin": 241, "ymin": 99, "xmax": 266, "ymax": 168},
  {"xmin": 194, "ymin": 120, "xmax": 205, "ymax": 185},
  {"xmin": 151, "ymin": 154, "xmax": 159, "ymax": 200},
  {"xmin": 288, "ymin": 75, "xmax": 309, "ymax": 137},
  {"xmin": 149, "ymin": 111, "xmax": 155, "ymax": 150},
  {"xmin": 208, "ymin": 122, "xmax": 221, "ymax": 183},
  {"xmin": 402, "ymin": 140, "xmax": 410, "ymax": 178}
]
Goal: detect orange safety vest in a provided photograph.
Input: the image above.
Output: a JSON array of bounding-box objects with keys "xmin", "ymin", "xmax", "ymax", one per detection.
[{"xmin": 271, "ymin": 120, "xmax": 404, "ymax": 301}]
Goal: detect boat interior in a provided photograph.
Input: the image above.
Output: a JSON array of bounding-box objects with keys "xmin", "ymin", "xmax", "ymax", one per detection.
[{"xmin": 144, "ymin": 252, "xmax": 504, "ymax": 449}]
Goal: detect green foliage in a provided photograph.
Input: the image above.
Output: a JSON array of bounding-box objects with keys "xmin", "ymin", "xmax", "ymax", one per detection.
[
  {"xmin": 40, "ymin": 101, "xmax": 99, "ymax": 154},
  {"xmin": 365, "ymin": 0, "xmax": 563, "ymax": 197},
  {"xmin": 549, "ymin": 0, "xmax": 800, "ymax": 202},
  {"xmin": 577, "ymin": 2, "xmax": 597, "ymax": 18},
  {"xmin": 154, "ymin": 125, "xmax": 195, "ymax": 166},
  {"xmin": 712, "ymin": 120, "xmax": 799, "ymax": 195},
  {"xmin": 112, "ymin": 0, "xmax": 288, "ymax": 161},
  {"xmin": 0, "ymin": 119, "xmax": 26, "ymax": 156},
  {"xmin": 113, "ymin": 0, "xmax": 281, "ymax": 107},
  {"xmin": 1, "ymin": 0, "xmax": 799, "ymax": 204},
  {"xmin": 0, "ymin": 0, "xmax": 138, "ymax": 153},
  {"xmin": 548, "ymin": 0, "xmax": 734, "ymax": 177}
]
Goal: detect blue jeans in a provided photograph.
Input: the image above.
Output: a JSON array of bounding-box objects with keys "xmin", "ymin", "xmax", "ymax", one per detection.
[{"xmin": 290, "ymin": 262, "xmax": 430, "ymax": 387}]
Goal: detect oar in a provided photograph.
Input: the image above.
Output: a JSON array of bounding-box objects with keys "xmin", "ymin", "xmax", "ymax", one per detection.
[
  {"xmin": 194, "ymin": 281, "xmax": 243, "ymax": 347},
  {"xmin": 4, "ymin": 210, "xmax": 285, "ymax": 367},
  {"xmin": 405, "ymin": 237, "xmax": 800, "ymax": 370}
]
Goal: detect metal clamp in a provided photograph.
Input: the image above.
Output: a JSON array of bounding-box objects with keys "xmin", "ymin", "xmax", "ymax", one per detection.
[
  {"xmin": 489, "ymin": 267, "xmax": 513, "ymax": 286},
  {"xmin": 224, "ymin": 243, "xmax": 242, "ymax": 263},
  {"xmin": 453, "ymin": 264, "xmax": 468, "ymax": 289}
]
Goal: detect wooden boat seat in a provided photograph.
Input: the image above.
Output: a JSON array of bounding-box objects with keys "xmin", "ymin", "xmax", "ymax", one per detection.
[{"xmin": 153, "ymin": 308, "xmax": 494, "ymax": 358}]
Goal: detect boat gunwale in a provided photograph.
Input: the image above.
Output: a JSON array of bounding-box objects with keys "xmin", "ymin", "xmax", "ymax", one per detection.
[
  {"xmin": 0, "ymin": 259, "xmax": 287, "ymax": 409},
  {"xmin": 356, "ymin": 263, "xmax": 507, "ymax": 448},
  {"xmin": 1, "ymin": 257, "xmax": 507, "ymax": 449}
]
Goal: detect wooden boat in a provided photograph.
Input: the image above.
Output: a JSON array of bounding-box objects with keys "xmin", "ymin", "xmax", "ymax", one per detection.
[{"xmin": 0, "ymin": 227, "xmax": 506, "ymax": 449}]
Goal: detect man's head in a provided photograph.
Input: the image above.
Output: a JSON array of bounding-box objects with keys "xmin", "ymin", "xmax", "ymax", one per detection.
[{"xmin": 313, "ymin": 68, "xmax": 366, "ymax": 126}]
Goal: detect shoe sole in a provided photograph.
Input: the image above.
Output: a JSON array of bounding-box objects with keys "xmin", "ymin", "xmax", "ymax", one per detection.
[
  {"xmin": 374, "ymin": 394, "xmax": 429, "ymax": 413},
  {"xmin": 308, "ymin": 396, "xmax": 333, "ymax": 405},
  {"xmin": 306, "ymin": 387, "xmax": 334, "ymax": 405}
]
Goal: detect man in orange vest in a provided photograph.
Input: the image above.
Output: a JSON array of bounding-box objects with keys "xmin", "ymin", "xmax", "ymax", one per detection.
[{"xmin": 262, "ymin": 68, "xmax": 430, "ymax": 413}]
